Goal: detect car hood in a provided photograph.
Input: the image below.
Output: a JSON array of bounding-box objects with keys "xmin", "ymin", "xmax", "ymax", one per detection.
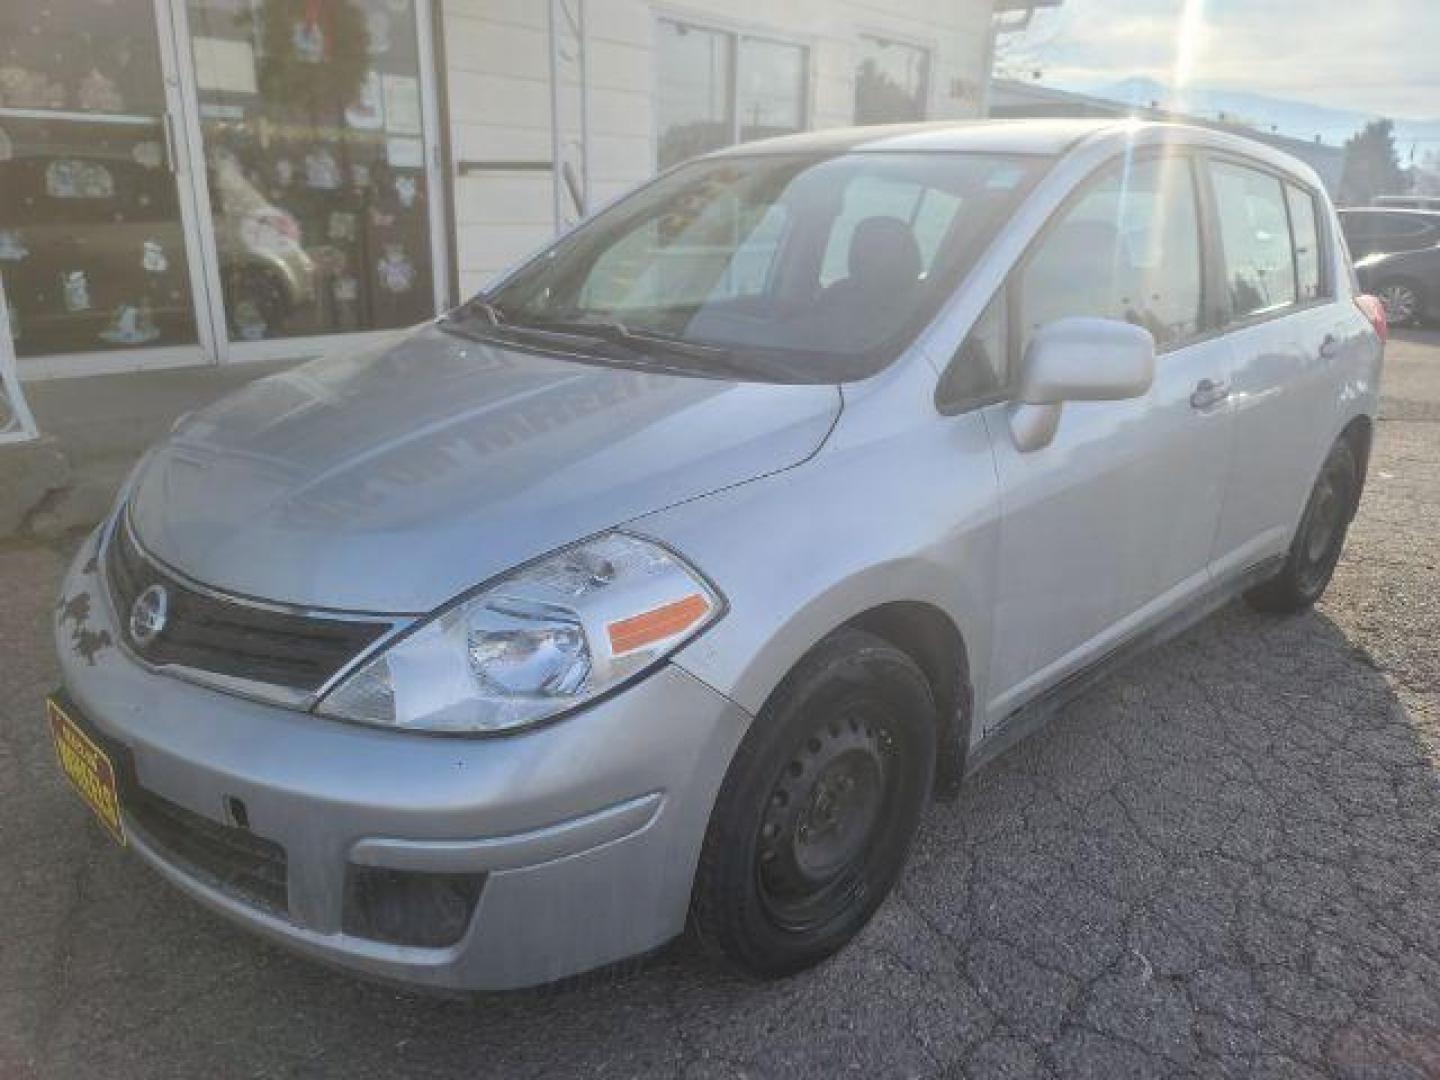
[{"xmin": 128, "ymin": 325, "xmax": 841, "ymax": 612}]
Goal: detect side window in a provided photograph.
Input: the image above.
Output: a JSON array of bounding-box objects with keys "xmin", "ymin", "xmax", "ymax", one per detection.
[
  {"xmin": 1286, "ymin": 184, "xmax": 1325, "ymax": 303},
  {"xmin": 1209, "ymin": 161, "xmax": 1297, "ymax": 318},
  {"xmin": 1018, "ymin": 155, "xmax": 1203, "ymax": 354},
  {"xmin": 938, "ymin": 290, "xmax": 1007, "ymax": 412}
]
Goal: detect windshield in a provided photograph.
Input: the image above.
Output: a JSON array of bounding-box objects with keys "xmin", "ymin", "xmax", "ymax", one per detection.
[{"xmin": 446, "ymin": 151, "xmax": 1050, "ymax": 383}]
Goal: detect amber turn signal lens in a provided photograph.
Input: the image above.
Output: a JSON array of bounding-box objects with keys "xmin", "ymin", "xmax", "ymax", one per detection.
[{"xmin": 607, "ymin": 593, "xmax": 712, "ymax": 656}]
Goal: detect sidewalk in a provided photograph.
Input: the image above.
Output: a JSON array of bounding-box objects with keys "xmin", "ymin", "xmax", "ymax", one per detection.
[{"xmin": 0, "ymin": 359, "xmax": 298, "ymax": 540}]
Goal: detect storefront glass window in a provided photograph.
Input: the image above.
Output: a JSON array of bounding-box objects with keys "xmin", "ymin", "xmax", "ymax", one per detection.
[
  {"xmin": 738, "ymin": 39, "xmax": 806, "ymax": 145},
  {"xmin": 657, "ymin": 19, "xmax": 734, "ymax": 172},
  {"xmin": 0, "ymin": 0, "xmax": 198, "ymax": 358},
  {"xmin": 658, "ymin": 19, "xmax": 807, "ymax": 171},
  {"xmin": 185, "ymin": 0, "xmax": 436, "ymax": 343},
  {"xmin": 854, "ymin": 36, "xmax": 930, "ymax": 126}
]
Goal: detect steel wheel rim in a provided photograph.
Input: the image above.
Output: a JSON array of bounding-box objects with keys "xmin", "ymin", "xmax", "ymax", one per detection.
[
  {"xmin": 755, "ymin": 703, "xmax": 896, "ymax": 933},
  {"xmin": 1298, "ymin": 466, "xmax": 1346, "ymax": 592}
]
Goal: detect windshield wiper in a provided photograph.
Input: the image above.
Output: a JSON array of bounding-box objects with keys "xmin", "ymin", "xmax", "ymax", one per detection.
[
  {"xmin": 466, "ymin": 299, "xmax": 507, "ymax": 327},
  {"xmin": 442, "ymin": 297, "xmax": 506, "ymax": 328},
  {"xmin": 522, "ymin": 318, "xmax": 733, "ymax": 361},
  {"xmin": 439, "ymin": 306, "xmax": 773, "ymax": 379},
  {"xmin": 523, "ymin": 317, "xmax": 805, "ymax": 380}
]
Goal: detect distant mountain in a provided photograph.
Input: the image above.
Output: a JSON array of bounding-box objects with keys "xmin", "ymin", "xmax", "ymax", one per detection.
[{"xmin": 1070, "ymin": 76, "xmax": 1440, "ymax": 161}]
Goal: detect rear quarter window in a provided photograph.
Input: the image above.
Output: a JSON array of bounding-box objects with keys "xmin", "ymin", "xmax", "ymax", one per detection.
[
  {"xmin": 1209, "ymin": 160, "xmax": 1297, "ymax": 318},
  {"xmin": 1285, "ymin": 184, "xmax": 1325, "ymax": 303}
]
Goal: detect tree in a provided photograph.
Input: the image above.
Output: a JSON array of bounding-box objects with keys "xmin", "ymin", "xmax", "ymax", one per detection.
[
  {"xmin": 1414, "ymin": 151, "xmax": 1440, "ymax": 197},
  {"xmin": 1339, "ymin": 119, "xmax": 1407, "ymax": 206}
]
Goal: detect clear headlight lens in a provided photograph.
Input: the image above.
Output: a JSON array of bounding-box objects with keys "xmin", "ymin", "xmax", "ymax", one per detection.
[{"xmin": 317, "ymin": 533, "xmax": 722, "ymax": 733}]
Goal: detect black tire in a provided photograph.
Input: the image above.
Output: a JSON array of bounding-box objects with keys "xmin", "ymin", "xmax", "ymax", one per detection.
[
  {"xmin": 1245, "ymin": 439, "xmax": 1359, "ymax": 614},
  {"xmin": 1375, "ymin": 277, "xmax": 1426, "ymax": 327},
  {"xmin": 690, "ymin": 628, "xmax": 936, "ymax": 979}
]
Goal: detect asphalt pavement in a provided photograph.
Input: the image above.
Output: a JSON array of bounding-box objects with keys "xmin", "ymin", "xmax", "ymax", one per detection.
[{"xmin": 2, "ymin": 330, "xmax": 1438, "ymax": 1079}]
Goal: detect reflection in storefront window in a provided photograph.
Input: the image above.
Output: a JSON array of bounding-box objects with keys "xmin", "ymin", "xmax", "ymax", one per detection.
[
  {"xmin": 0, "ymin": 119, "xmax": 198, "ymax": 356},
  {"xmin": 0, "ymin": 0, "xmax": 168, "ymax": 116},
  {"xmin": 657, "ymin": 19, "xmax": 734, "ymax": 172},
  {"xmin": 738, "ymin": 39, "xmax": 807, "ymax": 146},
  {"xmin": 0, "ymin": 0, "xmax": 197, "ymax": 358},
  {"xmin": 657, "ymin": 19, "xmax": 808, "ymax": 171},
  {"xmin": 854, "ymin": 36, "xmax": 930, "ymax": 126},
  {"xmin": 187, "ymin": 0, "xmax": 435, "ymax": 343}
]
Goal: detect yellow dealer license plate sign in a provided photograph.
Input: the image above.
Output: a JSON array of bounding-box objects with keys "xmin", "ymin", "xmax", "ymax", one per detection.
[{"xmin": 47, "ymin": 698, "xmax": 125, "ymax": 846}]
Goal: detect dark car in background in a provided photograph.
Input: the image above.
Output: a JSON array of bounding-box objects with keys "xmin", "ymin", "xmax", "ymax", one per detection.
[
  {"xmin": 1373, "ymin": 195, "xmax": 1440, "ymax": 212},
  {"xmin": 1338, "ymin": 207, "xmax": 1440, "ymax": 259},
  {"xmin": 1340, "ymin": 208, "xmax": 1440, "ymax": 325},
  {"xmin": 1355, "ymin": 245, "xmax": 1440, "ymax": 326}
]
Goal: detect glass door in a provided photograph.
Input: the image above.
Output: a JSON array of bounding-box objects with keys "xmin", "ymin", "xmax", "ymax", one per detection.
[
  {"xmin": 0, "ymin": 0, "xmax": 211, "ymax": 374},
  {"xmin": 173, "ymin": 0, "xmax": 449, "ymax": 360}
]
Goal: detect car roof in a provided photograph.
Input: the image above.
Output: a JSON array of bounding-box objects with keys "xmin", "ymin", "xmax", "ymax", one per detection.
[
  {"xmin": 704, "ymin": 118, "xmax": 1118, "ymax": 159},
  {"xmin": 703, "ymin": 118, "xmax": 1328, "ymax": 189}
]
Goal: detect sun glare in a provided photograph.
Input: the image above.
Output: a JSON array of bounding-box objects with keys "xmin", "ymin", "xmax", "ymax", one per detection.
[{"xmin": 1173, "ymin": 0, "xmax": 1206, "ymax": 90}]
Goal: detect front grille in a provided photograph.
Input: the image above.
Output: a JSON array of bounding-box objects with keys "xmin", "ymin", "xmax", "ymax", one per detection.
[
  {"xmin": 127, "ymin": 787, "xmax": 290, "ymax": 917},
  {"xmin": 105, "ymin": 517, "xmax": 391, "ymax": 695}
]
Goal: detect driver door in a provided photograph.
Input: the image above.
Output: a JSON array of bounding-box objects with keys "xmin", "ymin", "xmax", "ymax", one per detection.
[{"xmin": 978, "ymin": 151, "xmax": 1236, "ymax": 725}]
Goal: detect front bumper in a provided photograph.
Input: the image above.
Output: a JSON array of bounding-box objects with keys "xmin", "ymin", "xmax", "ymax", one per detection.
[{"xmin": 53, "ymin": 531, "xmax": 750, "ymax": 991}]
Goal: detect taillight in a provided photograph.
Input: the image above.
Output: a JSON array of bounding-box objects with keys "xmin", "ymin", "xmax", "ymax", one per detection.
[{"xmin": 1356, "ymin": 294, "xmax": 1388, "ymax": 344}]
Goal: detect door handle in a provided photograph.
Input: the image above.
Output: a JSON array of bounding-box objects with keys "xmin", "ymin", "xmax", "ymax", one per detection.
[
  {"xmin": 1319, "ymin": 333, "xmax": 1340, "ymax": 359},
  {"xmin": 1190, "ymin": 378, "xmax": 1231, "ymax": 411}
]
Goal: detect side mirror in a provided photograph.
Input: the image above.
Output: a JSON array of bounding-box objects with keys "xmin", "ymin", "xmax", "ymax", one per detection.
[{"xmin": 1008, "ymin": 317, "xmax": 1156, "ymax": 452}]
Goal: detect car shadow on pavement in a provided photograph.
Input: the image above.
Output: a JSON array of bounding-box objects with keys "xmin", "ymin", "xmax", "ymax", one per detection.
[{"xmin": 9, "ymin": 571, "xmax": 1440, "ymax": 1080}]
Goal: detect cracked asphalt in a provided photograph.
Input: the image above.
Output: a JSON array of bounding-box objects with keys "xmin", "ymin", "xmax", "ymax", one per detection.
[{"xmin": 2, "ymin": 330, "xmax": 1438, "ymax": 1079}]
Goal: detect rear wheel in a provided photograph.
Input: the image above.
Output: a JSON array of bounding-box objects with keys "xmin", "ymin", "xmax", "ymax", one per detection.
[
  {"xmin": 1376, "ymin": 278, "xmax": 1426, "ymax": 326},
  {"xmin": 1245, "ymin": 439, "xmax": 1359, "ymax": 614},
  {"xmin": 691, "ymin": 629, "xmax": 935, "ymax": 978}
]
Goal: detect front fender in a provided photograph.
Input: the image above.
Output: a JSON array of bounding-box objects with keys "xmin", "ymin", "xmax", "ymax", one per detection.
[{"xmin": 631, "ymin": 405, "xmax": 1001, "ymax": 743}]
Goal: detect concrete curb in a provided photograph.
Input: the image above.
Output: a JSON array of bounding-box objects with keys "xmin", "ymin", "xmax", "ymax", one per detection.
[
  {"xmin": 0, "ymin": 436, "xmax": 71, "ymax": 539},
  {"xmin": 0, "ymin": 357, "xmax": 302, "ymax": 542}
]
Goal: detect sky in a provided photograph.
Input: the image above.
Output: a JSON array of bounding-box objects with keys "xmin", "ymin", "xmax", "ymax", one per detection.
[{"xmin": 1000, "ymin": 0, "xmax": 1440, "ymax": 121}]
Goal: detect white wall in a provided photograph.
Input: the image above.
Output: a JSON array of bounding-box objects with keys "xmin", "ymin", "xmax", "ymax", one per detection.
[{"xmin": 441, "ymin": 0, "xmax": 997, "ymax": 296}]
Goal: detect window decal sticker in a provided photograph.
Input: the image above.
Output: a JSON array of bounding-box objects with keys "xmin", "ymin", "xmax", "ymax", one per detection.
[
  {"xmin": 62, "ymin": 271, "xmax": 92, "ymax": 313},
  {"xmin": 46, "ymin": 160, "xmax": 116, "ymax": 200},
  {"xmin": 304, "ymin": 147, "xmax": 340, "ymax": 190},
  {"xmin": 0, "ymin": 231, "xmax": 28, "ymax": 262},
  {"xmin": 142, "ymin": 239, "xmax": 169, "ymax": 274},
  {"xmin": 132, "ymin": 141, "xmax": 164, "ymax": 170},
  {"xmin": 99, "ymin": 303, "xmax": 160, "ymax": 344},
  {"xmin": 377, "ymin": 244, "xmax": 415, "ymax": 293}
]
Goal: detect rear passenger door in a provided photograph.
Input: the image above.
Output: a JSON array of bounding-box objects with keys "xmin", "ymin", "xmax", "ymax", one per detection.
[{"xmin": 1203, "ymin": 157, "xmax": 1346, "ymax": 577}]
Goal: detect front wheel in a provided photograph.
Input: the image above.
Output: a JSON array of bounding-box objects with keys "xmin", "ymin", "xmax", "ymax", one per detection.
[
  {"xmin": 1245, "ymin": 439, "xmax": 1359, "ymax": 614},
  {"xmin": 690, "ymin": 629, "xmax": 936, "ymax": 979}
]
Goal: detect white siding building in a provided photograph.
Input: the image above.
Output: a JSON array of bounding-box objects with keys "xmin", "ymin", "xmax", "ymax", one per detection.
[
  {"xmin": 0, "ymin": 0, "xmax": 1001, "ymax": 380},
  {"xmin": 447, "ymin": 2, "xmax": 1000, "ymax": 294}
]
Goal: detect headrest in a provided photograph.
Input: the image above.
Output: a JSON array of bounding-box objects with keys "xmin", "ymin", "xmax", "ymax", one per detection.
[{"xmin": 848, "ymin": 215, "xmax": 923, "ymax": 287}]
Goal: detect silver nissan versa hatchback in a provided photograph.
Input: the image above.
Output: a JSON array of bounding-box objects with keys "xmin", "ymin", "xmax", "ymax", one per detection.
[{"xmin": 51, "ymin": 120, "xmax": 1385, "ymax": 990}]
